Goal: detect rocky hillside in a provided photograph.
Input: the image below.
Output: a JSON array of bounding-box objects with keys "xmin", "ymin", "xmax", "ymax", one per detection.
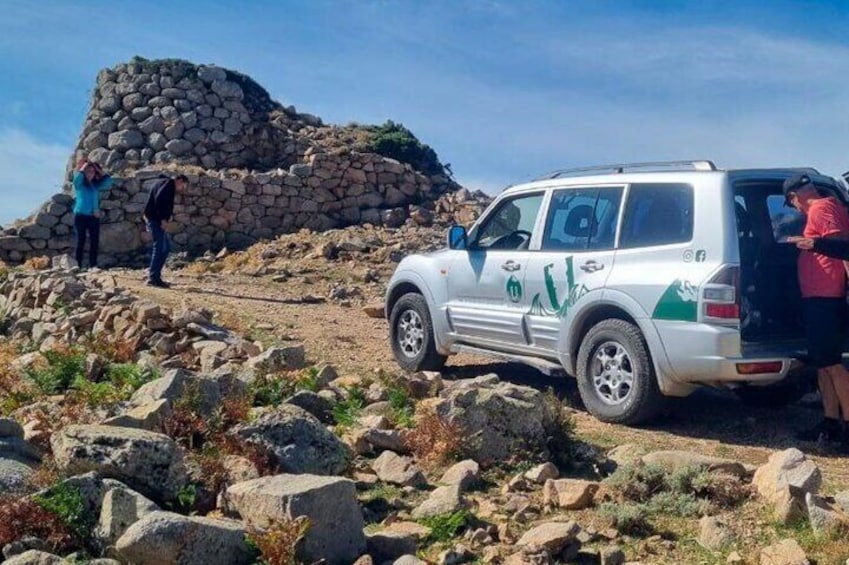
[
  {"xmin": 0, "ymin": 58, "xmax": 463, "ymax": 266},
  {"xmin": 0, "ymin": 238, "xmax": 846, "ymax": 564}
]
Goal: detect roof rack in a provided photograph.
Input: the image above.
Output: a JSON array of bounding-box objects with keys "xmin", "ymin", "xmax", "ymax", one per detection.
[{"xmin": 538, "ymin": 160, "xmax": 718, "ymax": 180}]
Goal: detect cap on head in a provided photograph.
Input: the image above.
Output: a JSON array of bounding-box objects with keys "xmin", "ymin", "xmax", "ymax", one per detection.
[{"xmin": 782, "ymin": 173, "xmax": 814, "ymax": 206}]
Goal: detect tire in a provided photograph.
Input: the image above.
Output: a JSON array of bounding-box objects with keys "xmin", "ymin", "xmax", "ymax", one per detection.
[
  {"xmin": 576, "ymin": 319, "xmax": 665, "ymax": 425},
  {"xmin": 389, "ymin": 292, "xmax": 447, "ymax": 372}
]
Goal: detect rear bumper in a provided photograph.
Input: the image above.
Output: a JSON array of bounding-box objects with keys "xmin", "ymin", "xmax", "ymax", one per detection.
[{"xmin": 654, "ymin": 320, "xmax": 800, "ymax": 386}]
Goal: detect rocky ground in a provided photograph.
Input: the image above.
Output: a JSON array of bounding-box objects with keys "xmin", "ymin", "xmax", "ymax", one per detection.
[{"xmin": 0, "ymin": 223, "xmax": 847, "ymax": 565}]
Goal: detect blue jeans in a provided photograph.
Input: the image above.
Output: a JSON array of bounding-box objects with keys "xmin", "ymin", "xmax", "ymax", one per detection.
[{"xmin": 147, "ymin": 220, "xmax": 171, "ymax": 281}]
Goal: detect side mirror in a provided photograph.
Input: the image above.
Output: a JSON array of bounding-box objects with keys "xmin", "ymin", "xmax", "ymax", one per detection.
[{"xmin": 447, "ymin": 225, "xmax": 468, "ymax": 250}]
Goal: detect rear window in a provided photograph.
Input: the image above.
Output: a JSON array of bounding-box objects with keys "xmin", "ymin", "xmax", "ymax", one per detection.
[
  {"xmin": 767, "ymin": 194, "xmax": 805, "ymax": 242},
  {"xmin": 619, "ymin": 183, "xmax": 694, "ymax": 248}
]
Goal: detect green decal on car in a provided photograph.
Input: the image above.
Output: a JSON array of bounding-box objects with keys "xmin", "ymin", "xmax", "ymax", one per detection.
[
  {"xmin": 653, "ymin": 279, "xmax": 698, "ymax": 321},
  {"xmin": 506, "ymin": 275, "xmax": 523, "ymax": 303},
  {"xmin": 529, "ymin": 256, "xmax": 589, "ymax": 318}
]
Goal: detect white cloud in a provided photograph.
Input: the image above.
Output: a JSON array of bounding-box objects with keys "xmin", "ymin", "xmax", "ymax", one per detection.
[{"xmin": 0, "ymin": 128, "xmax": 69, "ymax": 226}]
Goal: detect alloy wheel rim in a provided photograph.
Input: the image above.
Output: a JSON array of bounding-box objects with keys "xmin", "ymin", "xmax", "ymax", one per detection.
[
  {"xmin": 591, "ymin": 341, "xmax": 635, "ymax": 405},
  {"xmin": 397, "ymin": 309, "xmax": 425, "ymax": 358}
]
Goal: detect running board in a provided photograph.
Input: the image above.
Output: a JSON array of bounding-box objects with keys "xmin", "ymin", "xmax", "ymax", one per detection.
[{"xmin": 450, "ymin": 344, "xmax": 567, "ymax": 377}]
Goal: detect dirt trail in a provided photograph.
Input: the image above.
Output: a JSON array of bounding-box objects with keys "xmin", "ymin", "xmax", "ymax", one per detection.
[{"xmin": 113, "ymin": 268, "xmax": 849, "ymax": 492}]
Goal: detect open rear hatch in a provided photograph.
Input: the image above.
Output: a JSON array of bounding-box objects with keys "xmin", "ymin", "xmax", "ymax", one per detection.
[{"xmin": 733, "ymin": 173, "xmax": 849, "ymax": 360}]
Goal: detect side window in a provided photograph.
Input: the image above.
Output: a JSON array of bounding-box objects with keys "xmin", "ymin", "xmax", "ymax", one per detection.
[
  {"xmin": 475, "ymin": 193, "xmax": 544, "ymax": 251},
  {"xmin": 620, "ymin": 183, "xmax": 694, "ymax": 248},
  {"xmin": 542, "ymin": 187, "xmax": 623, "ymax": 251},
  {"xmin": 766, "ymin": 194, "xmax": 805, "ymax": 242}
]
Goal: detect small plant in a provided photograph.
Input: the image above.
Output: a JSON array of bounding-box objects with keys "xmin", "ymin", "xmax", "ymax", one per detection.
[
  {"xmin": 106, "ymin": 363, "xmax": 158, "ymax": 391},
  {"xmin": 26, "ymin": 347, "xmax": 86, "ymax": 394},
  {"xmin": 418, "ymin": 510, "xmax": 472, "ymax": 543},
  {"xmin": 386, "ymin": 385, "xmax": 415, "ymax": 429},
  {"xmin": 543, "ymin": 388, "xmax": 574, "ymax": 467},
  {"xmin": 159, "ymin": 382, "xmax": 207, "ymax": 448},
  {"xmin": 605, "ymin": 463, "xmax": 668, "ymax": 503},
  {"xmin": 176, "ymin": 484, "xmax": 199, "ymax": 512},
  {"xmin": 23, "ymin": 256, "xmax": 50, "ymax": 270},
  {"xmin": 33, "ymin": 483, "xmax": 91, "ymax": 540},
  {"xmin": 251, "ymin": 373, "xmax": 296, "ymax": 407},
  {"xmin": 69, "ymin": 376, "xmax": 123, "ymax": 408},
  {"xmin": 331, "ymin": 387, "xmax": 366, "ymax": 431},
  {"xmin": 247, "ymin": 517, "xmax": 311, "ymax": 565},
  {"xmin": 598, "ymin": 501, "xmax": 652, "ymax": 536},
  {"xmin": 406, "ymin": 408, "xmax": 465, "ymax": 468}
]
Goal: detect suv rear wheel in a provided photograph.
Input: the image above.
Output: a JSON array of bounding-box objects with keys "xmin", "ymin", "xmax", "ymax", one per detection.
[
  {"xmin": 576, "ymin": 319, "xmax": 664, "ymax": 424},
  {"xmin": 389, "ymin": 293, "xmax": 447, "ymax": 372}
]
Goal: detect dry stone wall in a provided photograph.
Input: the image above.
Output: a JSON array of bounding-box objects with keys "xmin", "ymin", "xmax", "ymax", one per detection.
[{"xmin": 0, "ymin": 58, "xmax": 459, "ymax": 265}]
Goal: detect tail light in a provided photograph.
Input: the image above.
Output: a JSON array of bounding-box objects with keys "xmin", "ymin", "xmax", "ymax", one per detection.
[{"xmin": 702, "ymin": 266, "xmax": 740, "ymax": 323}]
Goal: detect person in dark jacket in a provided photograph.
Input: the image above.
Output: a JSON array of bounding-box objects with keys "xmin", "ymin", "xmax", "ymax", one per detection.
[
  {"xmin": 789, "ymin": 235, "xmax": 849, "ymax": 260},
  {"xmin": 72, "ymin": 159, "xmax": 113, "ymax": 268},
  {"xmin": 143, "ymin": 174, "xmax": 188, "ymax": 288}
]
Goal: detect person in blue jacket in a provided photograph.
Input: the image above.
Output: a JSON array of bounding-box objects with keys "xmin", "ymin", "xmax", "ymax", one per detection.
[{"xmin": 72, "ymin": 159, "xmax": 113, "ymax": 268}]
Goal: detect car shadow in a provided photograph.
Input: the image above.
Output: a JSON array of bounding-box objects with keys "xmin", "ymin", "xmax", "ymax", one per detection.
[{"xmin": 441, "ymin": 361, "xmax": 837, "ymax": 457}]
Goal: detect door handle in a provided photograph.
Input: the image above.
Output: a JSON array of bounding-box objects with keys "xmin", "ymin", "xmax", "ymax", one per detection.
[
  {"xmin": 580, "ymin": 260, "xmax": 605, "ymax": 273},
  {"xmin": 501, "ymin": 261, "xmax": 521, "ymax": 272}
]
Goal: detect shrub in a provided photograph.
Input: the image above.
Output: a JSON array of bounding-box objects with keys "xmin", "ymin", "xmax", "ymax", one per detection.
[
  {"xmin": 251, "ymin": 373, "xmax": 296, "ymax": 407},
  {"xmin": 419, "ymin": 510, "xmax": 472, "ymax": 543},
  {"xmin": 406, "ymin": 408, "xmax": 465, "ymax": 468},
  {"xmin": 33, "ymin": 483, "xmax": 91, "ymax": 541},
  {"xmin": 598, "ymin": 501, "xmax": 652, "ymax": 536},
  {"xmin": 367, "ymin": 121, "xmax": 444, "ymax": 176},
  {"xmin": 543, "ymin": 388, "xmax": 574, "ymax": 467},
  {"xmin": 26, "ymin": 347, "xmax": 86, "ymax": 394},
  {"xmin": 247, "ymin": 517, "xmax": 311, "ymax": 565},
  {"xmin": 604, "ymin": 463, "xmax": 668, "ymax": 503},
  {"xmin": 159, "ymin": 381, "xmax": 207, "ymax": 448},
  {"xmin": 0, "ymin": 496, "xmax": 77, "ymax": 551}
]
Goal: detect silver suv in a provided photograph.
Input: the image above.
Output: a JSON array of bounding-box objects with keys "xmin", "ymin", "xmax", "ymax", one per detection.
[{"xmin": 385, "ymin": 161, "xmax": 849, "ymax": 424}]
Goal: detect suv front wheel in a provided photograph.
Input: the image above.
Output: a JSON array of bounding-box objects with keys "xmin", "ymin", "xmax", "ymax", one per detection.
[
  {"xmin": 576, "ymin": 319, "xmax": 664, "ymax": 424},
  {"xmin": 389, "ymin": 292, "xmax": 447, "ymax": 372}
]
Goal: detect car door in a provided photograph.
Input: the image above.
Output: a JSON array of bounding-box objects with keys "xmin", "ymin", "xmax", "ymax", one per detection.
[
  {"xmin": 446, "ymin": 191, "xmax": 545, "ymax": 346},
  {"xmin": 522, "ymin": 186, "xmax": 624, "ymax": 353}
]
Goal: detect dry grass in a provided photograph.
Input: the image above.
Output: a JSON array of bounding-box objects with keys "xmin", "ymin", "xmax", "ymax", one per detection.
[
  {"xmin": 406, "ymin": 407, "xmax": 465, "ymax": 469},
  {"xmin": 80, "ymin": 334, "xmax": 138, "ymax": 364},
  {"xmin": 0, "ymin": 496, "xmax": 77, "ymax": 552},
  {"xmin": 248, "ymin": 517, "xmax": 311, "ymax": 565},
  {"xmin": 22, "ymin": 256, "xmax": 50, "ymax": 271}
]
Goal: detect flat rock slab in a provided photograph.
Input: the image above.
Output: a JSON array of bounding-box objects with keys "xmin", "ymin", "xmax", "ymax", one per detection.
[{"xmin": 225, "ymin": 474, "xmax": 365, "ymax": 565}]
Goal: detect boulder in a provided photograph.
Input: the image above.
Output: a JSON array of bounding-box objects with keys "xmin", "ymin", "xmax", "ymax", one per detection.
[
  {"xmin": 697, "ymin": 516, "xmax": 734, "ymax": 551},
  {"xmin": 228, "ymin": 404, "xmax": 349, "ymax": 475},
  {"xmin": 371, "ymin": 451, "xmax": 425, "ymax": 487},
  {"xmin": 285, "ymin": 391, "xmax": 334, "ymax": 424},
  {"xmin": 116, "ymin": 511, "xmax": 252, "ymax": 565},
  {"xmin": 432, "ymin": 375, "xmax": 557, "ymax": 463},
  {"xmin": 516, "ymin": 521, "xmax": 581, "ymax": 554},
  {"xmin": 759, "ymin": 538, "xmax": 810, "ymax": 565},
  {"xmin": 439, "ymin": 460, "xmax": 480, "ymax": 492},
  {"xmin": 95, "ymin": 484, "xmax": 160, "ymax": 546},
  {"xmin": 50, "ymin": 425, "xmax": 187, "ymax": 501},
  {"xmin": 543, "ymin": 479, "xmax": 599, "ymax": 510},
  {"xmin": 2, "ymin": 550, "xmax": 65, "ymax": 565},
  {"xmin": 225, "ymin": 474, "xmax": 365, "ymax": 564},
  {"xmin": 366, "ymin": 530, "xmax": 418, "ymax": 563},
  {"xmin": 246, "ymin": 345, "xmax": 305, "ymax": 373},
  {"xmin": 524, "ymin": 462, "xmax": 559, "ymax": 484},
  {"xmin": 753, "ymin": 449, "xmax": 821, "ymax": 505},
  {"xmin": 411, "ymin": 484, "xmax": 463, "ymax": 519},
  {"xmin": 805, "ymin": 493, "xmax": 849, "ymax": 537}
]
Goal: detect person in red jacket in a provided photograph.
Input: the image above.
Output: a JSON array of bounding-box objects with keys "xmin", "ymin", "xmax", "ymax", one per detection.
[{"xmin": 783, "ymin": 174, "xmax": 849, "ymax": 449}]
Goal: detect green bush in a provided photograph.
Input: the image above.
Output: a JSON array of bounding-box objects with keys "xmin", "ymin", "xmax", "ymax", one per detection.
[
  {"xmin": 386, "ymin": 386, "xmax": 415, "ymax": 429},
  {"xmin": 27, "ymin": 349, "xmax": 86, "ymax": 394},
  {"xmin": 598, "ymin": 501, "xmax": 651, "ymax": 535},
  {"xmin": 33, "ymin": 483, "xmax": 91, "ymax": 540},
  {"xmin": 332, "ymin": 387, "xmax": 366, "ymax": 431},
  {"xmin": 419, "ymin": 510, "xmax": 472, "ymax": 543},
  {"xmin": 605, "ymin": 463, "xmax": 668, "ymax": 503},
  {"xmin": 368, "ymin": 121, "xmax": 443, "ymax": 176}
]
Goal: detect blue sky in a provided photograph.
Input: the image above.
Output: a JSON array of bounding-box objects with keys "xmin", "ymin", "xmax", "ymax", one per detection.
[{"xmin": 1, "ymin": 0, "xmax": 848, "ymax": 225}]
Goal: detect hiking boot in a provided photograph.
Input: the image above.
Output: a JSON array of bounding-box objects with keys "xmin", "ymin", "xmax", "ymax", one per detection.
[
  {"xmin": 796, "ymin": 418, "xmax": 843, "ymax": 443},
  {"xmin": 146, "ymin": 278, "xmax": 171, "ymax": 289}
]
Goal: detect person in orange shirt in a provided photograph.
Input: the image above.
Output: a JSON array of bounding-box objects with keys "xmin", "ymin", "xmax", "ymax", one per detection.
[{"xmin": 783, "ymin": 174, "xmax": 849, "ymax": 449}]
